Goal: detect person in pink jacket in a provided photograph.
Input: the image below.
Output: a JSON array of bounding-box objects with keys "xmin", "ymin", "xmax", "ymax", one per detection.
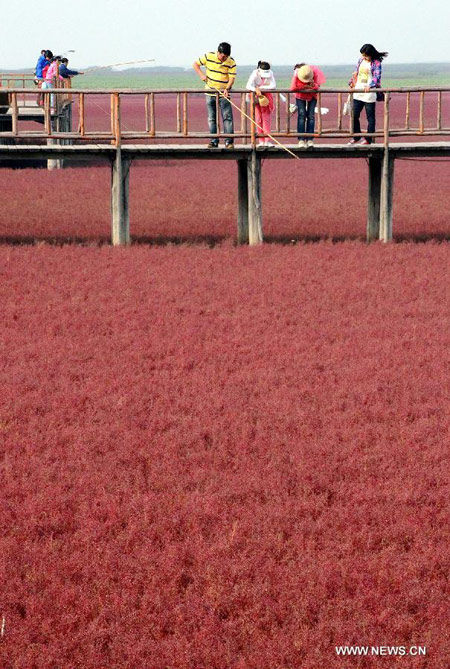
[
  {"xmin": 42, "ymin": 56, "xmax": 63, "ymax": 109},
  {"xmin": 290, "ymin": 63, "xmax": 326, "ymax": 148}
]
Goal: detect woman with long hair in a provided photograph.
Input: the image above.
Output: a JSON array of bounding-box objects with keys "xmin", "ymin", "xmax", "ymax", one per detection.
[{"xmin": 348, "ymin": 44, "xmax": 388, "ymax": 145}]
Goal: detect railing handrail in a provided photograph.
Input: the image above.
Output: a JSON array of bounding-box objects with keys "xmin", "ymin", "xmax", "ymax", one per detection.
[
  {"xmin": 1, "ymin": 85, "xmax": 450, "ymax": 94},
  {"xmin": 0, "ymin": 73, "xmax": 35, "ymax": 78}
]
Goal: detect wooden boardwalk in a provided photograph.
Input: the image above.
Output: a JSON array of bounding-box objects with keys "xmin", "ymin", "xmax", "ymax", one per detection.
[{"xmin": 0, "ymin": 83, "xmax": 449, "ymax": 245}]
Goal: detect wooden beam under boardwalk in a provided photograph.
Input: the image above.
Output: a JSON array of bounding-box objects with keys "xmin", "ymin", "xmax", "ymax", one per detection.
[
  {"xmin": 247, "ymin": 151, "xmax": 263, "ymax": 245},
  {"xmin": 380, "ymin": 151, "xmax": 395, "ymax": 242},
  {"xmin": 237, "ymin": 159, "xmax": 249, "ymax": 244},
  {"xmin": 367, "ymin": 155, "xmax": 382, "ymax": 242},
  {"xmin": 111, "ymin": 149, "xmax": 131, "ymax": 245}
]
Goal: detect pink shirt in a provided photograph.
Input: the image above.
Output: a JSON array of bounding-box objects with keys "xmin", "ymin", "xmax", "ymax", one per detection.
[
  {"xmin": 290, "ymin": 66, "xmax": 326, "ymax": 101},
  {"xmin": 45, "ymin": 62, "xmax": 63, "ymax": 83}
]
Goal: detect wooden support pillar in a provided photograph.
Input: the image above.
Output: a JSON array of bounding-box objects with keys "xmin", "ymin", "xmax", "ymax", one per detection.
[
  {"xmin": 247, "ymin": 150, "xmax": 263, "ymax": 245},
  {"xmin": 111, "ymin": 149, "xmax": 131, "ymax": 245},
  {"xmin": 47, "ymin": 139, "xmax": 61, "ymax": 171},
  {"xmin": 380, "ymin": 150, "xmax": 395, "ymax": 242},
  {"xmin": 367, "ymin": 154, "xmax": 382, "ymax": 242},
  {"xmin": 48, "ymin": 115, "xmax": 62, "ymax": 170},
  {"xmin": 237, "ymin": 159, "xmax": 249, "ymax": 244}
]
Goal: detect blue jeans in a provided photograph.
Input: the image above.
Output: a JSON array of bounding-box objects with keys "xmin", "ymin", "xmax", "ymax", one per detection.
[
  {"xmin": 206, "ymin": 95, "xmax": 234, "ymax": 146},
  {"xmin": 296, "ymin": 98, "xmax": 316, "ymax": 138},
  {"xmin": 352, "ymin": 99, "xmax": 376, "ymax": 143}
]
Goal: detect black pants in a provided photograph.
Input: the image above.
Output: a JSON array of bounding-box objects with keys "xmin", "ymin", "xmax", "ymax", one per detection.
[{"xmin": 352, "ymin": 99, "xmax": 376, "ymax": 143}]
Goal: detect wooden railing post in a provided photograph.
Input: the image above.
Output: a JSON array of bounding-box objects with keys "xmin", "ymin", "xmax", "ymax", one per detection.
[
  {"xmin": 183, "ymin": 92, "xmax": 188, "ymax": 136},
  {"xmin": 44, "ymin": 92, "xmax": 51, "ymax": 136},
  {"xmin": 176, "ymin": 93, "xmax": 181, "ymax": 134},
  {"xmin": 349, "ymin": 90, "xmax": 354, "ymax": 138},
  {"xmin": 316, "ymin": 92, "xmax": 322, "ymax": 137},
  {"xmin": 150, "ymin": 93, "xmax": 155, "ymax": 137},
  {"xmin": 437, "ymin": 91, "xmax": 442, "ymax": 130},
  {"xmin": 114, "ymin": 93, "xmax": 121, "ymax": 146},
  {"xmin": 419, "ymin": 91, "xmax": 425, "ymax": 134},
  {"xmin": 250, "ymin": 93, "xmax": 256, "ymax": 147},
  {"xmin": 79, "ymin": 93, "xmax": 85, "ymax": 136},
  {"xmin": 286, "ymin": 92, "xmax": 291, "ymax": 135},
  {"xmin": 383, "ymin": 91, "xmax": 390, "ymax": 148},
  {"xmin": 275, "ymin": 92, "xmax": 281, "ymax": 133},
  {"xmin": 145, "ymin": 94, "xmax": 150, "ymax": 132},
  {"xmin": 240, "ymin": 92, "xmax": 247, "ymax": 142},
  {"xmin": 11, "ymin": 93, "xmax": 18, "ymax": 136},
  {"xmin": 405, "ymin": 92, "xmax": 411, "ymax": 130},
  {"xmin": 110, "ymin": 94, "xmax": 115, "ymax": 143},
  {"xmin": 215, "ymin": 92, "xmax": 220, "ymax": 143}
]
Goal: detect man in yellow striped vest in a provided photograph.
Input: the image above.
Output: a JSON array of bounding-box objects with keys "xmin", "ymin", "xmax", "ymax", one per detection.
[{"xmin": 193, "ymin": 42, "xmax": 236, "ymax": 148}]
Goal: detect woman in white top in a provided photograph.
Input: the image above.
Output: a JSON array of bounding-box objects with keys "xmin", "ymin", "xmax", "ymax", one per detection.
[
  {"xmin": 348, "ymin": 44, "xmax": 388, "ymax": 145},
  {"xmin": 246, "ymin": 61, "xmax": 276, "ymax": 146}
]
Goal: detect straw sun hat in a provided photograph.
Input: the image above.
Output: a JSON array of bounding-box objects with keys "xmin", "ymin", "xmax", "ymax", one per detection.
[{"xmin": 297, "ymin": 65, "xmax": 314, "ymax": 83}]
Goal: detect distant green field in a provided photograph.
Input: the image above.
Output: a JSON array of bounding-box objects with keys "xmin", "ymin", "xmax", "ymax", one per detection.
[
  {"xmin": 73, "ymin": 70, "xmax": 450, "ymax": 90},
  {"xmin": 2, "ymin": 63, "xmax": 449, "ymax": 90}
]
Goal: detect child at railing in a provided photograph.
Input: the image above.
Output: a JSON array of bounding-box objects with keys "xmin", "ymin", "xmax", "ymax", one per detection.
[
  {"xmin": 42, "ymin": 56, "xmax": 63, "ymax": 109},
  {"xmin": 246, "ymin": 61, "xmax": 277, "ymax": 147},
  {"xmin": 348, "ymin": 44, "xmax": 388, "ymax": 145},
  {"xmin": 290, "ymin": 63, "xmax": 326, "ymax": 148}
]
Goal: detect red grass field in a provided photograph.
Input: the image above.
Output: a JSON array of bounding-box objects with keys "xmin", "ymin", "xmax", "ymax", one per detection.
[
  {"xmin": 1, "ymin": 243, "xmax": 450, "ymax": 668},
  {"xmin": 0, "ymin": 158, "xmax": 449, "ymax": 244}
]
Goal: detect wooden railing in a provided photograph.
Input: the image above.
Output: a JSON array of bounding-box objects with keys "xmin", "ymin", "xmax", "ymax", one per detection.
[
  {"xmin": 0, "ymin": 74, "xmax": 37, "ymax": 107},
  {"xmin": 0, "ymin": 73, "xmax": 35, "ymax": 88},
  {"xmin": 0, "ymin": 86, "xmax": 449, "ymax": 145}
]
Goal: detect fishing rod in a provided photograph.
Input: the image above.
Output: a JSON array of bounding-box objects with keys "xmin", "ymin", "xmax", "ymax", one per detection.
[{"xmin": 206, "ymin": 83, "xmax": 302, "ymax": 161}]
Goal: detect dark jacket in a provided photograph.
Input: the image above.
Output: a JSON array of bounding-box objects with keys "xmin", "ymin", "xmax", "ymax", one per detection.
[{"xmin": 59, "ymin": 63, "xmax": 79, "ymax": 78}]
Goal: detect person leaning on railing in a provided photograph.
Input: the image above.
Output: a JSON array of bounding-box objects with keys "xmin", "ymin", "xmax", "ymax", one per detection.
[
  {"xmin": 59, "ymin": 58, "xmax": 84, "ymax": 80},
  {"xmin": 347, "ymin": 43, "xmax": 388, "ymax": 146},
  {"xmin": 290, "ymin": 63, "xmax": 326, "ymax": 148},
  {"xmin": 42, "ymin": 56, "xmax": 63, "ymax": 109},
  {"xmin": 193, "ymin": 42, "xmax": 236, "ymax": 149},
  {"xmin": 246, "ymin": 61, "xmax": 277, "ymax": 147}
]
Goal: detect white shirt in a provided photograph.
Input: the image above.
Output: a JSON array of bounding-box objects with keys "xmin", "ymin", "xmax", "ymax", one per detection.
[
  {"xmin": 354, "ymin": 59, "xmax": 376, "ymax": 103},
  {"xmin": 246, "ymin": 69, "xmax": 277, "ymax": 92}
]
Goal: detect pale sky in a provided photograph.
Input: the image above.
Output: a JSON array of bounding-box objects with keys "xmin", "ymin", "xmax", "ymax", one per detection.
[{"xmin": 4, "ymin": 0, "xmax": 450, "ymax": 70}]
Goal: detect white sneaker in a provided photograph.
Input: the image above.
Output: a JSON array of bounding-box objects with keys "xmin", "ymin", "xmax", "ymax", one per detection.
[
  {"xmin": 298, "ymin": 140, "xmax": 306, "ymax": 148},
  {"xmin": 306, "ymin": 140, "xmax": 314, "ymax": 148},
  {"xmin": 265, "ymin": 141, "xmax": 275, "ymax": 147}
]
